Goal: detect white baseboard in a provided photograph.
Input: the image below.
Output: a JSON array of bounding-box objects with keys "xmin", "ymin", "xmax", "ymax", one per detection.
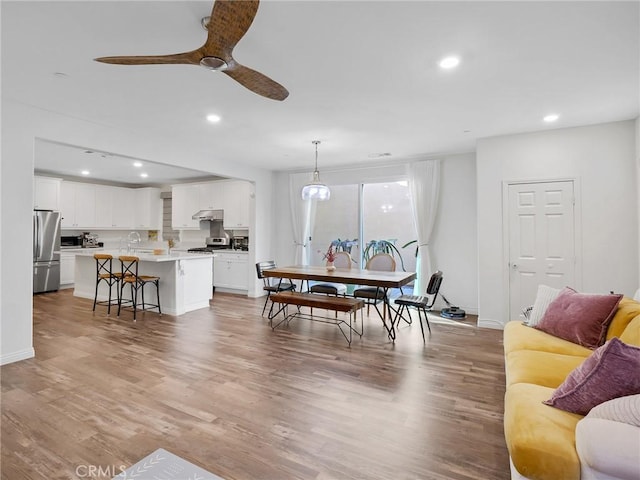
[
  {"xmin": 1, "ymin": 347, "xmax": 35, "ymax": 365},
  {"xmin": 478, "ymin": 317, "xmax": 505, "ymax": 330}
]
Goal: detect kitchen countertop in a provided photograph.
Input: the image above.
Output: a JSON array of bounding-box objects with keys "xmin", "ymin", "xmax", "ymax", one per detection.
[{"xmin": 72, "ymin": 249, "xmax": 214, "ymax": 262}]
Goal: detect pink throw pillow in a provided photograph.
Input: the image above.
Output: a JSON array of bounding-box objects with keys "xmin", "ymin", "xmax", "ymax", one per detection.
[
  {"xmin": 535, "ymin": 287, "xmax": 622, "ymax": 349},
  {"xmin": 544, "ymin": 338, "xmax": 640, "ymax": 415}
]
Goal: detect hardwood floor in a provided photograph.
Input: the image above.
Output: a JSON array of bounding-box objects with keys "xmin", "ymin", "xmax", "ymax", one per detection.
[{"xmin": 2, "ymin": 290, "xmax": 509, "ymax": 480}]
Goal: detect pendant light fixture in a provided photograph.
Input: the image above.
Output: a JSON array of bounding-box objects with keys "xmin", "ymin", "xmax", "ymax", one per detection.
[{"xmin": 301, "ymin": 140, "xmax": 331, "ymax": 201}]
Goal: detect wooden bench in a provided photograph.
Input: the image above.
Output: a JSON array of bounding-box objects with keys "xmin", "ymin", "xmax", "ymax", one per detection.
[
  {"xmin": 268, "ymin": 292, "xmax": 364, "ymax": 345},
  {"xmin": 269, "ymin": 291, "xmax": 364, "ymax": 313}
]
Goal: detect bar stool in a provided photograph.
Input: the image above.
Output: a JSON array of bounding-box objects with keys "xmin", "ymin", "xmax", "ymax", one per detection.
[
  {"xmin": 117, "ymin": 256, "xmax": 161, "ymax": 321},
  {"xmin": 92, "ymin": 254, "xmax": 122, "ymax": 314}
]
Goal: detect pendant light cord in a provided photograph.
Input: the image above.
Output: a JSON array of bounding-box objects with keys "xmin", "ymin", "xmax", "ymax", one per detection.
[{"xmin": 313, "ymin": 140, "xmax": 320, "ymax": 173}]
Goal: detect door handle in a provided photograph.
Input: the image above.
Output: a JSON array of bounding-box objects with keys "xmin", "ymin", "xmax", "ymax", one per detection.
[{"xmin": 511, "ymin": 263, "xmax": 518, "ymax": 269}]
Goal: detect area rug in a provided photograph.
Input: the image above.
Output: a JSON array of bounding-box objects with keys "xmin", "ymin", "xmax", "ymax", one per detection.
[{"xmin": 113, "ymin": 448, "xmax": 224, "ymax": 480}]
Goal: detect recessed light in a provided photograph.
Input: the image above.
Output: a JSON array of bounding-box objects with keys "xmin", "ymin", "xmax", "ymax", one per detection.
[
  {"xmin": 133, "ymin": 161, "xmax": 143, "ymax": 168},
  {"xmin": 140, "ymin": 173, "xmax": 148, "ymax": 178},
  {"xmin": 81, "ymin": 170, "xmax": 90, "ymax": 176},
  {"xmin": 543, "ymin": 114, "xmax": 559, "ymax": 123},
  {"xmin": 439, "ymin": 56, "xmax": 460, "ymax": 69},
  {"xmin": 206, "ymin": 114, "xmax": 221, "ymax": 123}
]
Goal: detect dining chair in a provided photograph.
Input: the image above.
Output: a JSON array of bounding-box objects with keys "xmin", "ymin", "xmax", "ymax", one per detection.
[
  {"xmin": 353, "ymin": 253, "xmax": 396, "ymax": 321},
  {"xmin": 310, "ymin": 251, "xmax": 351, "ymax": 296},
  {"xmin": 255, "ymin": 260, "xmax": 296, "ymax": 316},
  {"xmin": 393, "ymin": 270, "xmax": 443, "ymax": 342},
  {"xmin": 309, "ymin": 251, "xmax": 352, "ymax": 316}
]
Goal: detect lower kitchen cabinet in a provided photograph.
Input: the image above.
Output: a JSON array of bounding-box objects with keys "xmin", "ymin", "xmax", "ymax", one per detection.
[
  {"xmin": 60, "ymin": 252, "xmax": 76, "ymax": 288},
  {"xmin": 214, "ymin": 253, "xmax": 248, "ymax": 291}
]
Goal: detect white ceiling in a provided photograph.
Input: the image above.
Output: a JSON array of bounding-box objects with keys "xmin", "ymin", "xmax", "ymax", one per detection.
[{"xmin": 3, "ymin": 1, "xmax": 639, "ymax": 184}]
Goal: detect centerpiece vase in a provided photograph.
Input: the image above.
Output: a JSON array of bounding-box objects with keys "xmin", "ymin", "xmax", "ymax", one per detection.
[{"xmin": 326, "ymin": 261, "xmax": 336, "ymax": 271}]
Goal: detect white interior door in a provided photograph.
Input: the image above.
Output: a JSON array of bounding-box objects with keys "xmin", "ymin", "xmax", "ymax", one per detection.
[{"xmin": 508, "ymin": 181, "xmax": 576, "ymax": 319}]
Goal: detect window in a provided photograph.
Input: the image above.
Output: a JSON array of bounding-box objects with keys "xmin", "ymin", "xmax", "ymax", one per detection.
[{"xmin": 312, "ymin": 181, "xmax": 417, "ymax": 272}]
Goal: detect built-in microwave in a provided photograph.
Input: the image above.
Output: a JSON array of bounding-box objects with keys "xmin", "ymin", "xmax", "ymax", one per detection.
[{"xmin": 60, "ymin": 235, "xmax": 81, "ymax": 247}]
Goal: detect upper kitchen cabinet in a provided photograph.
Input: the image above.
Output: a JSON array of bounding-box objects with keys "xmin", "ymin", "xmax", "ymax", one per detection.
[
  {"xmin": 223, "ymin": 180, "xmax": 252, "ymax": 230},
  {"xmin": 94, "ymin": 185, "xmax": 134, "ymax": 229},
  {"xmin": 171, "ymin": 184, "xmax": 200, "ymax": 230},
  {"xmin": 171, "ymin": 180, "xmax": 252, "ymax": 230},
  {"xmin": 198, "ymin": 182, "xmax": 223, "ymax": 210},
  {"xmin": 33, "ymin": 176, "xmax": 61, "ymax": 210},
  {"xmin": 60, "ymin": 182, "xmax": 96, "ymax": 228},
  {"xmin": 133, "ymin": 187, "xmax": 161, "ymax": 230}
]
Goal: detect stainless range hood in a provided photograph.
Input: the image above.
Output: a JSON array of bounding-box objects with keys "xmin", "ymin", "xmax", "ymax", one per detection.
[{"xmin": 192, "ymin": 209, "xmax": 224, "ymax": 221}]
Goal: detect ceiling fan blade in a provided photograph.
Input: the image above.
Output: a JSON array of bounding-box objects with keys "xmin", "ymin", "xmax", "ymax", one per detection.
[
  {"xmin": 224, "ymin": 63, "xmax": 289, "ymax": 101},
  {"xmin": 203, "ymin": 0, "xmax": 259, "ymax": 57},
  {"xmin": 95, "ymin": 51, "xmax": 201, "ymax": 66}
]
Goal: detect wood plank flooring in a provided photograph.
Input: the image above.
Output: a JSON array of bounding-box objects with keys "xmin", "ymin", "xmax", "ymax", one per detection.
[{"xmin": 2, "ymin": 290, "xmax": 509, "ymax": 480}]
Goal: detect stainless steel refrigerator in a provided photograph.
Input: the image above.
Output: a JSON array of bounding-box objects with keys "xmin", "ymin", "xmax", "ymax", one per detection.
[{"xmin": 33, "ymin": 210, "xmax": 61, "ymax": 293}]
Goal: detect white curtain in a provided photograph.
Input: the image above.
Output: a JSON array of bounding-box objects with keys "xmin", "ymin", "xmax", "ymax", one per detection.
[
  {"xmin": 289, "ymin": 173, "xmax": 317, "ymax": 265},
  {"xmin": 408, "ymin": 160, "xmax": 441, "ymax": 293}
]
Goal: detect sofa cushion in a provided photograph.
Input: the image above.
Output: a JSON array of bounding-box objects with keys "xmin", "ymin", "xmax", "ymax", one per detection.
[
  {"xmin": 606, "ymin": 297, "xmax": 640, "ymax": 341},
  {"xmin": 504, "ymin": 383, "xmax": 582, "ymax": 480},
  {"xmin": 535, "ymin": 287, "xmax": 622, "ymax": 349},
  {"xmin": 587, "ymin": 394, "xmax": 640, "ymax": 427},
  {"xmin": 526, "ymin": 284, "xmax": 561, "ymax": 327},
  {"xmin": 505, "ymin": 350, "xmax": 585, "ymax": 388},
  {"xmin": 576, "ymin": 417, "xmax": 640, "ymax": 480},
  {"xmin": 544, "ymin": 338, "xmax": 640, "ymax": 415},
  {"xmin": 503, "ymin": 321, "xmax": 592, "ymax": 357},
  {"xmin": 620, "ymin": 315, "xmax": 640, "ymax": 347}
]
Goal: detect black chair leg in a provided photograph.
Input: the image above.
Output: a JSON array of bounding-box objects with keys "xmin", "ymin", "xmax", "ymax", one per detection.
[
  {"xmin": 93, "ymin": 279, "xmax": 100, "ymax": 311},
  {"xmin": 156, "ymin": 281, "xmax": 161, "ymax": 315},
  {"xmin": 131, "ymin": 283, "xmax": 137, "ymax": 321},
  {"xmin": 424, "ymin": 308, "xmax": 431, "ymax": 333},
  {"xmin": 117, "ymin": 282, "xmax": 124, "ymax": 317},
  {"xmin": 417, "ymin": 308, "xmax": 426, "ymax": 343},
  {"xmin": 261, "ymin": 294, "xmax": 271, "ymax": 316}
]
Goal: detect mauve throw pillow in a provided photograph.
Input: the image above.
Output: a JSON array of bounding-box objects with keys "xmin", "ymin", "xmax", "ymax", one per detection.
[
  {"xmin": 535, "ymin": 287, "xmax": 622, "ymax": 349},
  {"xmin": 544, "ymin": 338, "xmax": 640, "ymax": 415}
]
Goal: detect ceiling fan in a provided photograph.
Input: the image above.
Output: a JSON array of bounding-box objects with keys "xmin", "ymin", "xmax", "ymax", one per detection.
[{"xmin": 94, "ymin": 0, "xmax": 289, "ymax": 101}]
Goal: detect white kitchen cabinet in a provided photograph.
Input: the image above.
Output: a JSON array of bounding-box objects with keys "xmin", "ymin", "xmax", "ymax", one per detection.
[
  {"xmin": 113, "ymin": 187, "xmax": 135, "ymax": 228},
  {"xmin": 180, "ymin": 258, "xmax": 214, "ymax": 311},
  {"xmin": 33, "ymin": 176, "xmax": 61, "ymax": 210},
  {"xmin": 198, "ymin": 182, "xmax": 223, "ymax": 210},
  {"xmin": 60, "ymin": 252, "xmax": 76, "ymax": 287},
  {"xmin": 223, "ymin": 180, "xmax": 252, "ymax": 229},
  {"xmin": 94, "ymin": 186, "xmax": 135, "ymax": 229},
  {"xmin": 94, "ymin": 185, "xmax": 113, "ymax": 228},
  {"xmin": 214, "ymin": 252, "xmax": 248, "ymax": 290},
  {"xmin": 133, "ymin": 187, "xmax": 161, "ymax": 230},
  {"xmin": 60, "ymin": 182, "xmax": 96, "ymax": 229},
  {"xmin": 171, "ymin": 184, "xmax": 200, "ymax": 230}
]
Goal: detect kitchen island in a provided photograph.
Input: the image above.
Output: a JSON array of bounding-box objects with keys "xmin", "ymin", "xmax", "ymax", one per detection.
[{"xmin": 73, "ymin": 250, "xmax": 213, "ymax": 316}]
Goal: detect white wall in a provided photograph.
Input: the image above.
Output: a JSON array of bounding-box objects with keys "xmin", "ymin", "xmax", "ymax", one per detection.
[
  {"xmin": 636, "ymin": 117, "xmax": 640, "ymax": 278},
  {"xmin": 477, "ymin": 120, "xmax": 638, "ymax": 329},
  {"xmin": 272, "ymin": 153, "xmax": 479, "ymax": 314},
  {"xmin": 431, "ymin": 154, "xmax": 478, "ymax": 314},
  {"xmin": 0, "ymin": 99, "xmax": 273, "ymax": 365}
]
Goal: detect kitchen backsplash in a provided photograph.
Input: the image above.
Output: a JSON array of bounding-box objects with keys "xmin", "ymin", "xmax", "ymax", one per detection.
[{"xmin": 63, "ymin": 228, "xmax": 250, "ymax": 250}]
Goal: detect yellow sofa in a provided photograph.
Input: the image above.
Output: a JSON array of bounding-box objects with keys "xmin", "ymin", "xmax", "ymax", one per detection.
[{"xmin": 503, "ymin": 297, "xmax": 640, "ymax": 480}]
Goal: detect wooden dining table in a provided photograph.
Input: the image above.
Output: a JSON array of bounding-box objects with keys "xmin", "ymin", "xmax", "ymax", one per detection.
[{"xmin": 263, "ymin": 265, "xmax": 416, "ymax": 340}]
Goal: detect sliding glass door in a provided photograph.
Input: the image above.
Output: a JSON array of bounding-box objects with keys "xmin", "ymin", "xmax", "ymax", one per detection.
[
  {"xmin": 312, "ymin": 184, "xmax": 360, "ymax": 267},
  {"xmin": 362, "ymin": 181, "xmax": 417, "ymax": 273},
  {"xmin": 312, "ymin": 181, "xmax": 417, "ymax": 273}
]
